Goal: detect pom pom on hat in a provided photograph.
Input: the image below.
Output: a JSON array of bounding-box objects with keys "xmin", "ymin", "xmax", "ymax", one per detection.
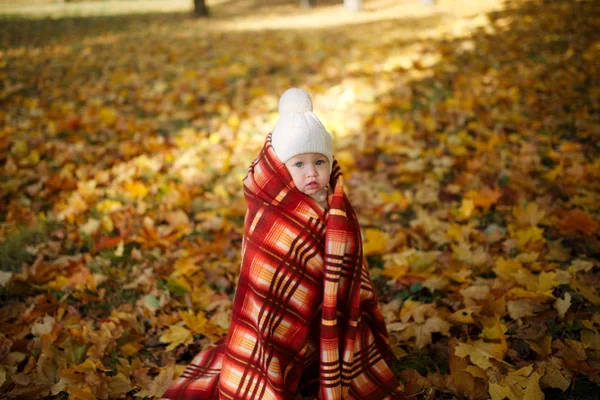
[
  {"xmin": 272, "ymin": 88, "xmax": 332, "ymax": 165},
  {"xmin": 278, "ymin": 87, "xmax": 313, "ymax": 115}
]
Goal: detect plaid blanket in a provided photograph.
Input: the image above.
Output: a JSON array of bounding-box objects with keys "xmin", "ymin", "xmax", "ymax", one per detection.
[{"xmin": 163, "ymin": 135, "xmax": 402, "ymax": 400}]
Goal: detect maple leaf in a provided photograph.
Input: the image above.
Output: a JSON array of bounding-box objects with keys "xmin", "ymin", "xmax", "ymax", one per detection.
[
  {"xmin": 159, "ymin": 325, "xmax": 193, "ymax": 351},
  {"xmin": 135, "ymin": 365, "xmax": 176, "ymax": 398},
  {"xmin": 454, "ymin": 338, "xmax": 507, "ymax": 371},
  {"xmin": 554, "ymin": 208, "xmax": 600, "ymax": 235},
  {"xmin": 395, "ymin": 315, "xmax": 452, "ymax": 349},
  {"xmin": 107, "ymin": 372, "xmax": 133, "ymax": 397},
  {"xmin": 580, "ymin": 329, "xmax": 600, "ymax": 350},
  {"xmin": 464, "ymin": 186, "xmax": 502, "ymax": 210},
  {"xmin": 537, "ymin": 357, "xmax": 572, "ymax": 391},
  {"xmin": 553, "ymin": 292, "xmax": 571, "ymax": 320},
  {"xmin": 489, "ymin": 365, "xmax": 543, "ymax": 400},
  {"xmin": 31, "ymin": 315, "xmax": 55, "ymax": 337},
  {"xmin": 512, "ymin": 203, "xmax": 546, "ymax": 227},
  {"xmin": 362, "ymin": 229, "xmax": 388, "ymax": 256},
  {"xmin": 180, "ymin": 310, "xmax": 208, "ymax": 334}
]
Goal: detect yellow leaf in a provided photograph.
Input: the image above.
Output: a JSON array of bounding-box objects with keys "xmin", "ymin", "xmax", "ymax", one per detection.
[
  {"xmin": 96, "ymin": 200, "xmax": 123, "ymax": 214},
  {"xmin": 507, "ymin": 299, "xmax": 541, "ymax": 320},
  {"xmin": 514, "ymin": 226, "xmax": 545, "ymax": 247},
  {"xmin": 388, "ymin": 119, "xmax": 404, "ymax": 134},
  {"xmin": 114, "ymin": 240, "xmax": 124, "ymax": 257},
  {"xmin": 10, "ymin": 140, "xmax": 28, "ymax": 158},
  {"xmin": 165, "ymin": 210, "xmax": 190, "ymax": 227},
  {"xmin": 172, "ymin": 256, "xmax": 202, "ymax": 278},
  {"xmin": 571, "ymin": 280, "xmax": 600, "ymax": 305},
  {"xmin": 335, "ymin": 150, "xmax": 355, "ymax": 172},
  {"xmin": 68, "ymin": 385, "xmax": 97, "ymax": 400},
  {"xmin": 464, "ymin": 187, "xmax": 502, "ymax": 210},
  {"xmin": 465, "ymin": 365, "xmax": 486, "ymax": 379},
  {"xmin": 73, "ymin": 359, "xmax": 97, "ymax": 373},
  {"xmin": 384, "ymin": 249, "xmax": 439, "ymax": 273},
  {"xmin": 123, "ymin": 181, "xmax": 148, "ymax": 199},
  {"xmin": 380, "ymin": 190, "xmax": 410, "ymax": 211},
  {"xmin": 208, "ymin": 133, "xmax": 221, "ymax": 144},
  {"xmin": 180, "ymin": 310, "xmax": 207, "ymax": 334},
  {"xmin": 481, "ymin": 319, "xmax": 508, "ymax": 340},
  {"xmin": 423, "ymin": 115, "xmax": 437, "ymax": 133},
  {"xmin": 31, "ymin": 315, "xmax": 55, "ymax": 337},
  {"xmin": 489, "ymin": 365, "xmax": 543, "ymax": 400},
  {"xmin": 135, "ymin": 365, "xmax": 176, "ymax": 398},
  {"xmin": 580, "ymin": 329, "xmax": 600, "ymax": 350},
  {"xmin": 506, "ymin": 287, "xmax": 552, "ymax": 301},
  {"xmin": 213, "ymin": 184, "xmax": 229, "ymax": 201},
  {"xmin": 45, "ymin": 275, "xmax": 70, "ymax": 291},
  {"xmin": 494, "ymin": 257, "xmax": 523, "ymax": 281},
  {"xmin": 227, "ymin": 114, "xmax": 240, "ymax": 128},
  {"xmin": 528, "ymin": 334, "xmax": 552, "ymax": 358},
  {"xmin": 380, "ymin": 264, "xmax": 409, "ymax": 280},
  {"xmin": 448, "ymin": 307, "xmax": 480, "ymax": 325},
  {"xmin": 544, "ymin": 161, "xmax": 563, "ymax": 181},
  {"xmin": 458, "ymin": 198, "xmax": 475, "ymax": 219},
  {"xmin": 445, "ymin": 268, "xmax": 472, "ymax": 283},
  {"xmin": 537, "ymin": 271, "xmax": 556, "ymax": 293},
  {"xmin": 160, "ymin": 326, "xmax": 193, "ymax": 351},
  {"xmin": 397, "ymin": 315, "xmax": 451, "ymax": 349},
  {"xmin": 513, "ymin": 203, "xmax": 546, "ymax": 227},
  {"xmin": 538, "ymin": 357, "xmax": 572, "ymax": 391},
  {"xmin": 99, "ymin": 107, "xmax": 118, "ymax": 126},
  {"xmin": 554, "ymin": 292, "xmax": 571, "ymax": 320},
  {"xmin": 0, "ymin": 271, "xmax": 12, "ymax": 287},
  {"xmin": 362, "ymin": 229, "xmax": 388, "ymax": 256},
  {"xmin": 167, "ymin": 276, "xmax": 192, "ymax": 294},
  {"xmin": 108, "ymin": 372, "xmax": 133, "ymax": 397},
  {"xmin": 448, "ymin": 342, "xmax": 489, "ymax": 399},
  {"xmin": 452, "ymin": 242, "xmax": 490, "ymax": 266},
  {"xmin": 120, "ymin": 342, "xmax": 142, "ymax": 357},
  {"xmin": 455, "ymin": 339, "xmax": 507, "ymax": 371}
]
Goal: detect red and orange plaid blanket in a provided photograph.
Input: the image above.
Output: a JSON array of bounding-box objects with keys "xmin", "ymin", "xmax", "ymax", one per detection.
[{"xmin": 163, "ymin": 135, "xmax": 402, "ymax": 399}]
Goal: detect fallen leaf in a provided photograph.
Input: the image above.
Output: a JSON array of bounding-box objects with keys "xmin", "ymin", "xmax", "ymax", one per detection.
[{"xmin": 159, "ymin": 326, "xmax": 193, "ymax": 351}]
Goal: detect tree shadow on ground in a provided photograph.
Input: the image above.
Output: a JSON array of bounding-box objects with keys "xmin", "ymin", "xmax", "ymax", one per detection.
[{"xmin": 0, "ymin": 12, "xmax": 192, "ymax": 50}]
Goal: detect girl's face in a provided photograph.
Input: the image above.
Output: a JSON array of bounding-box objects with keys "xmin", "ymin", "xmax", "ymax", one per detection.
[{"xmin": 284, "ymin": 153, "xmax": 330, "ymax": 196}]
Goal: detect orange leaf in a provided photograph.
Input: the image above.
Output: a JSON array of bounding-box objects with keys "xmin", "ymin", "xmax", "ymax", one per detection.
[
  {"xmin": 554, "ymin": 208, "xmax": 599, "ymax": 235},
  {"xmin": 464, "ymin": 187, "xmax": 502, "ymax": 210}
]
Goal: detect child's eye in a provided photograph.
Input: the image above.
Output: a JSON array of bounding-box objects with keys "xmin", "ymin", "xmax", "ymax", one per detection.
[
  {"xmin": 316, "ymin": 160, "xmax": 324, "ymax": 166},
  {"xmin": 295, "ymin": 162, "xmax": 303, "ymax": 167}
]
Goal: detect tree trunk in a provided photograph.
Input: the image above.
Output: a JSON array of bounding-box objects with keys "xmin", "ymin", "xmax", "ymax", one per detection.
[
  {"xmin": 300, "ymin": 0, "xmax": 315, "ymax": 8},
  {"xmin": 194, "ymin": 0, "xmax": 209, "ymax": 17},
  {"xmin": 344, "ymin": 0, "xmax": 361, "ymax": 12}
]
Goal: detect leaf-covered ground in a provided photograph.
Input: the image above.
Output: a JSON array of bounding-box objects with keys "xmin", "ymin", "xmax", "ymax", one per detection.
[{"xmin": 1, "ymin": 0, "xmax": 599, "ymax": 398}]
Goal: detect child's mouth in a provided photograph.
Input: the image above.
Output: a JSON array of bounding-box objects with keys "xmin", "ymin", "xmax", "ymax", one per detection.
[{"xmin": 305, "ymin": 182, "xmax": 319, "ymax": 189}]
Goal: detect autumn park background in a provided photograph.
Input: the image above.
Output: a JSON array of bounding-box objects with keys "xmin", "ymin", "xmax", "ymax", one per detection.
[{"xmin": 0, "ymin": 0, "xmax": 598, "ymax": 398}]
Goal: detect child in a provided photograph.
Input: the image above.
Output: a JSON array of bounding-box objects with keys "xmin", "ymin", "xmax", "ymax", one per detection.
[{"xmin": 164, "ymin": 88, "xmax": 402, "ymax": 400}]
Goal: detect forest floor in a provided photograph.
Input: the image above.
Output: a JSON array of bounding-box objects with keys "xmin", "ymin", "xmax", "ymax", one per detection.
[{"xmin": 1, "ymin": 0, "xmax": 599, "ymax": 398}]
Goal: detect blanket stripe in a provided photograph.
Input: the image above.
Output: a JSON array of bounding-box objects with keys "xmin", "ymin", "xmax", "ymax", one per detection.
[{"xmin": 163, "ymin": 135, "xmax": 402, "ymax": 399}]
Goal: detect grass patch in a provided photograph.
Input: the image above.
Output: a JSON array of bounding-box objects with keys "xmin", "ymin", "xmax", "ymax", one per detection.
[
  {"xmin": 393, "ymin": 349, "xmax": 449, "ymax": 377},
  {"xmin": 0, "ymin": 219, "xmax": 61, "ymax": 273}
]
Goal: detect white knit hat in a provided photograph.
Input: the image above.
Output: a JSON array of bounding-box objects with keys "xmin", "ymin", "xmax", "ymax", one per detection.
[{"xmin": 272, "ymin": 88, "xmax": 333, "ymax": 165}]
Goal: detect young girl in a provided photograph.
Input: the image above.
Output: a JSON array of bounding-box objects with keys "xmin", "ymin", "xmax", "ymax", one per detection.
[{"xmin": 164, "ymin": 88, "xmax": 402, "ymax": 400}]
